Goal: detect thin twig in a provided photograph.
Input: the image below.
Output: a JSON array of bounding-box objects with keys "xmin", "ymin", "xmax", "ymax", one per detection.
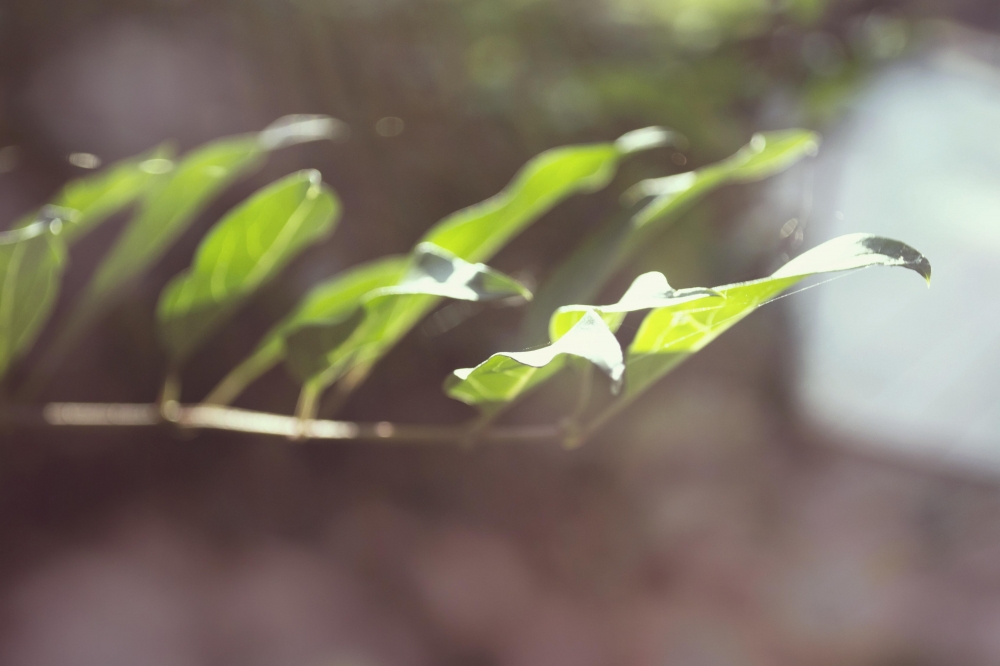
[
  {"xmin": 319, "ymin": 362, "xmax": 372, "ymax": 417},
  {"xmin": 295, "ymin": 383, "xmax": 322, "ymax": 421},
  {"xmin": 0, "ymin": 402, "xmax": 562, "ymax": 444},
  {"xmin": 561, "ymin": 361, "xmax": 593, "ymax": 448}
]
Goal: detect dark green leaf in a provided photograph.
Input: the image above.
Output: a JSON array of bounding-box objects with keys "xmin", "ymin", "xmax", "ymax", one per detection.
[
  {"xmin": 444, "ymin": 309, "xmax": 623, "ymax": 408},
  {"xmin": 157, "ymin": 170, "xmax": 340, "ymax": 362},
  {"xmin": 0, "ymin": 217, "xmax": 67, "ymax": 380},
  {"xmin": 625, "ymin": 233, "xmax": 931, "ymax": 397}
]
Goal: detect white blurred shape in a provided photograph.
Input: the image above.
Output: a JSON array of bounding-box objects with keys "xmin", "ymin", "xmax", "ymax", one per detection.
[
  {"xmin": 795, "ymin": 43, "xmax": 1000, "ymax": 472},
  {"xmin": 68, "ymin": 152, "xmax": 101, "ymax": 169}
]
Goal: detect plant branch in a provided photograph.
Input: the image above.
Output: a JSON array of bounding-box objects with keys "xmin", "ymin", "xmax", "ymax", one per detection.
[{"xmin": 0, "ymin": 402, "xmax": 563, "ymax": 443}]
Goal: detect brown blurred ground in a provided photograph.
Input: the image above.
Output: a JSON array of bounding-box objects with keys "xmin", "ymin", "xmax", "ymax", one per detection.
[{"xmin": 2, "ymin": 1, "xmax": 1000, "ymax": 664}]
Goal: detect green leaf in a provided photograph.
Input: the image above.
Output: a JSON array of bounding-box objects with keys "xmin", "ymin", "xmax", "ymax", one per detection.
[
  {"xmin": 444, "ymin": 309, "xmax": 623, "ymax": 408},
  {"xmin": 285, "ymin": 243, "xmax": 532, "ymax": 384},
  {"xmin": 292, "ymin": 127, "xmax": 673, "ymax": 396},
  {"xmin": 63, "ymin": 114, "xmax": 343, "ymax": 344},
  {"xmin": 625, "ymin": 233, "xmax": 931, "ymax": 397},
  {"xmin": 548, "ymin": 271, "xmax": 722, "ymax": 341},
  {"xmin": 75, "ymin": 137, "xmax": 266, "ymax": 324},
  {"xmin": 0, "ymin": 217, "xmax": 67, "ymax": 380},
  {"xmin": 521, "ymin": 130, "xmax": 820, "ymax": 342},
  {"xmin": 204, "ymin": 255, "xmax": 407, "ymax": 405},
  {"xmin": 157, "ymin": 170, "xmax": 340, "ymax": 362},
  {"xmin": 629, "ymin": 129, "xmax": 820, "ymax": 228},
  {"xmin": 54, "ymin": 145, "xmax": 176, "ymax": 243},
  {"xmin": 423, "ymin": 127, "xmax": 676, "ymax": 262}
]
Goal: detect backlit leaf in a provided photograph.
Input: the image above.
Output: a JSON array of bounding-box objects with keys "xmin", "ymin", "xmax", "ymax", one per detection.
[
  {"xmin": 445, "ymin": 310, "xmax": 623, "ymax": 408},
  {"xmin": 285, "ymin": 243, "xmax": 531, "ymax": 384},
  {"xmin": 0, "ymin": 216, "xmax": 67, "ymax": 380},
  {"xmin": 299, "ymin": 127, "xmax": 673, "ymax": 393},
  {"xmin": 74, "ymin": 137, "xmax": 264, "ymax": 326},
  {"xmin": 521, "ymin": 130, "xmax": 820, "ymax": 342},
  {"xmin": 157, "ymin": 170, "xmax": 339, "ymax": 362},
  {"xmin": 548, "ymin": 271, "xmax": 722, "ymax": 341},
  {"xmin": 629, "ymin": 129, "xmax": 820, "ymax": 228},
  {"xmin": 423, "ymin": 127, "xmax": 676, "ymax": 262},
  {"xmin": 625, "ymin": 233, "xmax": 931, "ymax": 397},
  {"xmin": 59, "ymin": 115, "xmax": 342, "ymax": 350},
  {"xmin": 54, "ymin": 145, "xmax": 176, "ymax": 243},
  {"xmin": 204, "ymin": 256, "xmax": 406, "ymax": 405}
]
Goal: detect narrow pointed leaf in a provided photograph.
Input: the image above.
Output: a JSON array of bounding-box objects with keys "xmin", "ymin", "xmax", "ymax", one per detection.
[
  {"xmin": 204, "ymin": 256, "xmax": 406, "ymax": 405},
  {"xmin": 445, "ymin": 310, "xmax": 624, "ymax": 408},
  {"xmin": 258, "ymin": 114, "xmax": 347, "ymax": 150},
  {"xmin": 53, "ymin": 145, "xmax": 176, "ymax": 243},
  {"xmin": 630, "ymin": 129, "xmax": 820, "ymax": 228},
  {"xmin": 521, "ymin": 130, "xmax": 820, "ymax": 342},
  {"xmin": 75, "ymin": 137, "xmax": 264, "ymax": 324},
  {"xmin": 60, "ymin": 115, "xmax": 342, "ymax": 345},
  {"xmin": 549, "ymin": 271, "xmax": 722, "ymax": 341},
  {"xmin": 157, "ymin": 170, "xmax": 339, "ymax": 362},
  {"xmin": 284, "ymin": 243, "xmax": 531, "ymax": 384},
  {"xmin": 0, "ymin": 218, "xmax": 67, "ymax": 380},
  {"xmin": 424, "ymin": 127, "xmax": 676, "ymax": 262},
  {"xmin": 625, "ymin": 233, "xmax": 931, "ymax": 397},
  {"xmin": 294, "ymin": 127, "xmax": 672, "ymax": 394}
]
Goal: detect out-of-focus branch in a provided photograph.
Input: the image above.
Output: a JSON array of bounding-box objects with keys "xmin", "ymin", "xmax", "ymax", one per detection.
[{"xmin": 0, "ymin": 402, "xmax": 561, "ymax": 444}]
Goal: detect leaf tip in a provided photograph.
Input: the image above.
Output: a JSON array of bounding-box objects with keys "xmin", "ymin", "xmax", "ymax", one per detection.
[
  {"xmin": 139, "ymin": 157, "xmax": 175, "ymax": 175},
  {"xmin": 259, "ymin": 115, "xmax": 348, "ymax": 151},
  {"xmin": 615, "ymin": 126, "xmax": 681, "ymax": 155},
  {"xmin": 301, "ymin": 168, "xmax": 324, "ymax": 196},
  {"xmin": 857, "ymin": 235, "xmax": 931, "ymax": 285}
]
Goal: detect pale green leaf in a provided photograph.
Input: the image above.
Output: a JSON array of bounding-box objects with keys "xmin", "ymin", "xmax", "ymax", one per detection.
[
  {"xmin": 629, "ymin": 129, "xmax": 820, "ymax": 228},
  {"xmin": 55, "ymin": 145, "xmax": 176, "ymax": 243},
  {"xmin": 203, "ymin": 256, "xmax": 407, "ymax": 405},
  {"xmin": 521, "ymin": 129, "xmax": 820, "ymax": 342},
  {"xmin": 285, "ymin": 243, "xmax": 531, "ymax": 384},
  {"xmin": 548, "ymin": 271, "xmax": 722, "ymax": 341},
  {"xmin": 298, "ymin": 127, "xmax": 672, "ymax": 394},
  {"xmin": 625, "ymin": 233, "xmax": 931, "ymax": 397},
  {"xmin": 157, "ymin": 170, "xmax": 339, "ymax": 362},
  {"xmin": 60, "ymin": 115, "xmax": 342, "ymax": 347},
  {"xmin": 0, "ymin": 218, "xmax": 67, "ymax": 380},
  {"xmin": 423, "ymin": 126, "xmax": 675, "ymax": 262},
  {"xmin": 445, "ymin": 310, "xmax": 623, "ymax": 408},
  {"xmin": 75, "ymin": 136, "xmax": 265, "ymax": 324}
]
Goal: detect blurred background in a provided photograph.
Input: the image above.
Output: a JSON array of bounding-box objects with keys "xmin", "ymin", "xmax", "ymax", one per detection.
[{"xmin": 2, "ymin": 0, "xmax": 1000, "ymax": 664}]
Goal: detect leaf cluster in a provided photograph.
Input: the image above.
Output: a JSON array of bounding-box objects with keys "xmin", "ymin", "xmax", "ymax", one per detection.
[{"xmin": 0, "ymin": 116, "xmax": 930, "ymax": 445}]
